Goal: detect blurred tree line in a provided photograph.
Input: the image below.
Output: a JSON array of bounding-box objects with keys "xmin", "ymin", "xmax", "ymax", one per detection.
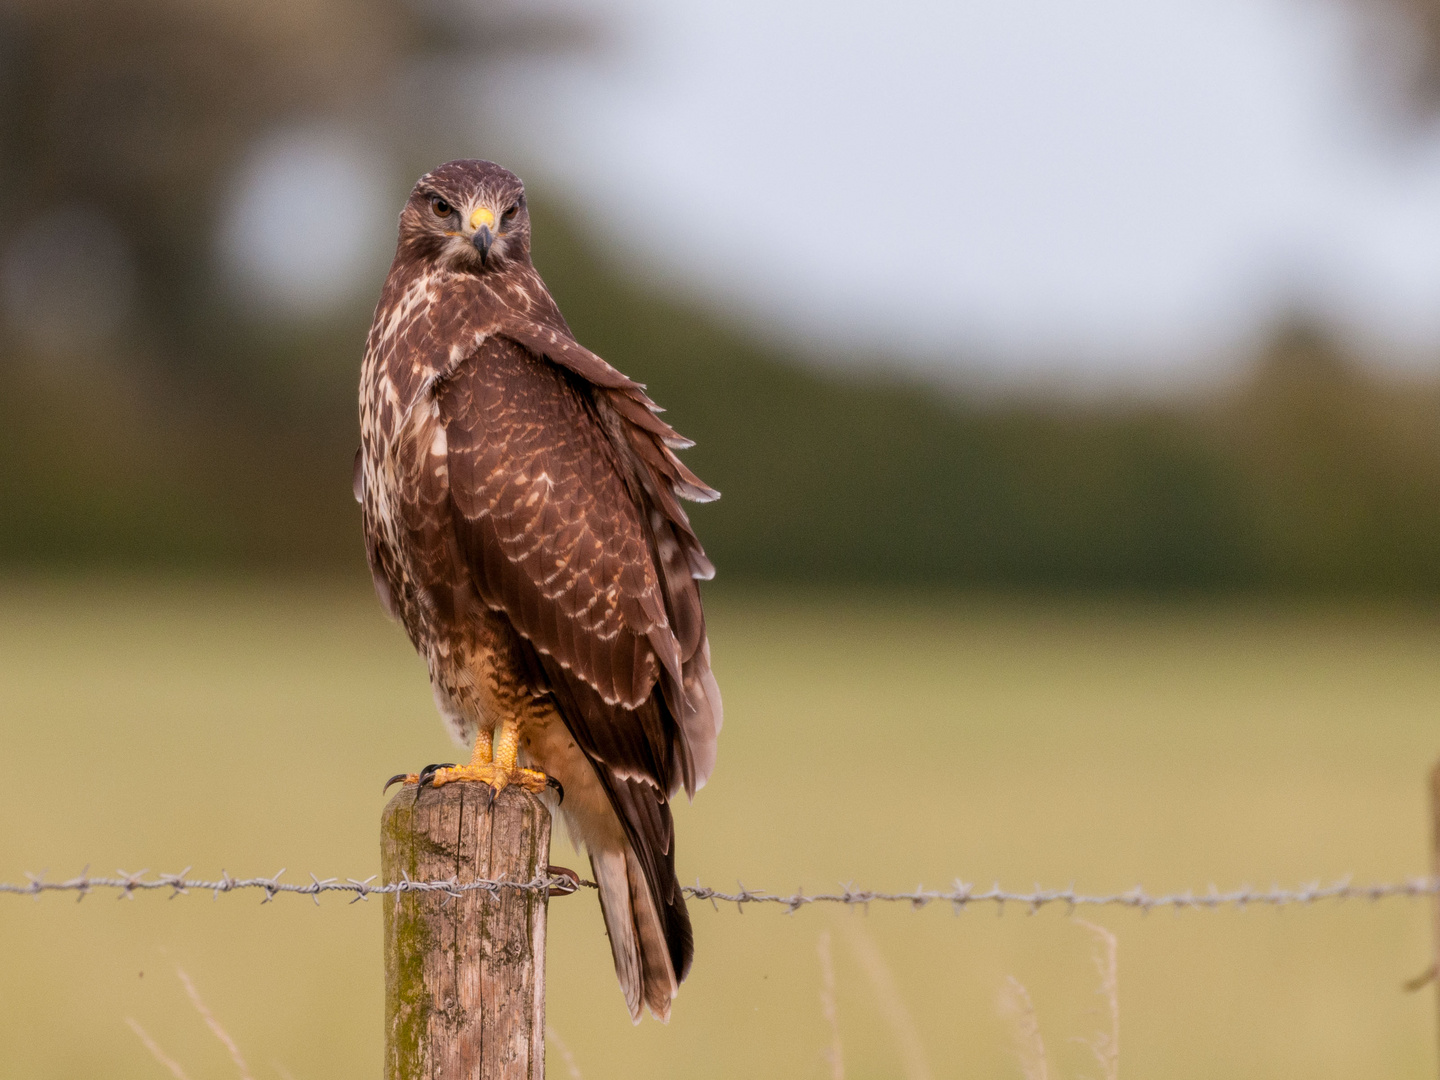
[{"xmin": 5, "ymin": 0, "xmax": 1440, "ymax": 593}]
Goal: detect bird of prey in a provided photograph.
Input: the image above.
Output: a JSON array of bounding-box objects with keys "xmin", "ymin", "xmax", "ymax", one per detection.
[{"xmin": 356, "ymin": 159, "xmax": 721, "ymax": 1022}]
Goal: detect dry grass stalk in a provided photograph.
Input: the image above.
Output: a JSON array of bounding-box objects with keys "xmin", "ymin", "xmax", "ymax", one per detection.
[
  {"xmin": 177, "ymin": 967, "xmax": 254, "ymax": 1080},
  {"xmin": 817, "ymin": 930, "xmax": 845, "ymax": 1080},
  {"xmin": 997, "ymin": 976, "xmax": 1050, "ymax": 1080},
  {"xmin": 843, "ymin": 920, "xmax": 932, "ymax": 1080},
  {"xmin": 1072, "ymin": 920, "xmax": 1119, "ymax": 1080},
  {"xmin": 126, "ymin": 1017, "xmax": 192, "ymax": 1080},
  {"xmin": 127, "ymin": 969, "xmax": 265, "ymax": 1080},
  {"xmin": 545, "ymin": 1025, "xmax": 585, "ymax": 1080}
]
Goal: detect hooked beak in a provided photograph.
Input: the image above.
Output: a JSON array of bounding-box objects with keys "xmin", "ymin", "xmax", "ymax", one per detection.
[
  {"xmin": 469, "ymin": 206, "xmax": 496, "ymax": 267},
  {"xmin": 473, "ymin": 225, "xmax": 493, "ymax": 266}
]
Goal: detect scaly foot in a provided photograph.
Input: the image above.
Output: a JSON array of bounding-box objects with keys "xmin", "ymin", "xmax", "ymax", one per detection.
[
  {"xmin": 430, "ymin": 761, "xmax": 549, "ymax": 794},
  {"xmin": 382, "ymin": 762, "xmax": 557, "ymax": 798}
]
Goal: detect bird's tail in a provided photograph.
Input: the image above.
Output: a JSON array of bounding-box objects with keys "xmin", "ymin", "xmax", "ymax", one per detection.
[{"xmin": 590, "ymin": 843, "xmax": 683, "ymax": 1022}]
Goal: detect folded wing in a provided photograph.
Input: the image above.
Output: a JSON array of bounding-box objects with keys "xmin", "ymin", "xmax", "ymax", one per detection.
[{"xmin": 436, "ymin": 330, "xmax": 720, "ymax": 1006}]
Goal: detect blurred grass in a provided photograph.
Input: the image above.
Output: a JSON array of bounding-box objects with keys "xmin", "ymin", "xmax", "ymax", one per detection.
[{"xmin": 1, "ymin": 579, "xmax": 1438, "ymax": 1078}]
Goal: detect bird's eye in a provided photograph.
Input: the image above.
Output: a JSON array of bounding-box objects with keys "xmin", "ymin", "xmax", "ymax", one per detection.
[
  {"xmin": 429, "ymin": 197, "xmax": 452, "ymax": 218},
  {"xmin": 502, "ymin": 203, "xmax": 519, "ymax": 222}
]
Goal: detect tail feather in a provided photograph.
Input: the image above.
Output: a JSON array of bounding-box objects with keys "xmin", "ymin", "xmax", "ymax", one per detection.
[
  {"xmin": 591, "ymin": 848, "xmax": 643, "ymax": 1020},
  {"xmin": 591, "ymin": 844, "xmax": 680, "ymax": 1022},
  {"xmin": 627, "ymin": 846, "xmax": 679, "ymax": 1019}
]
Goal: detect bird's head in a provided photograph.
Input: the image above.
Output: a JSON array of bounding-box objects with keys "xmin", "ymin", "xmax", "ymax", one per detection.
[{"xmin": 398, "ymin": 159, "xmax": 531, "ymax": 273}]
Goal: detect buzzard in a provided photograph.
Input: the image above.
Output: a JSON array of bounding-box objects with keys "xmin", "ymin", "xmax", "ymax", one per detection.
[{"xmin": 357, "ymin": 159, "xmax": 721, "ymax": 1023}]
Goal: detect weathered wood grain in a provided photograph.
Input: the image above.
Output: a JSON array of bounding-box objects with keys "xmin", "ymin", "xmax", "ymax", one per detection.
[{"xmin": 382, "ymin": 783, "xmax": 550, "ymax": 1080}]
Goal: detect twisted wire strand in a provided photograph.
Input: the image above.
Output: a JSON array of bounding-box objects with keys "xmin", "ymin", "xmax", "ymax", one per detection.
[
  {"xmin": 4, "ymin": 868, "xmax": 1438, "ymax": 914},
  {"xmin": 0, "ymin": 868, "xmax": 584, "ymax": 905}
]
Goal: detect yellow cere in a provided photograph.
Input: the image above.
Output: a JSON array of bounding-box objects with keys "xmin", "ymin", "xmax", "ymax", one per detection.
[{"xmin": 470, "ymin": 207, "xmax": 495, "ymax": 230}]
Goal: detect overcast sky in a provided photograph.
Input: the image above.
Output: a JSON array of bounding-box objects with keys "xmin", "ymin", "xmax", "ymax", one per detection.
[{"xmin": 459, "ymin": 0, "xmax": 1440, "ymax": 385}]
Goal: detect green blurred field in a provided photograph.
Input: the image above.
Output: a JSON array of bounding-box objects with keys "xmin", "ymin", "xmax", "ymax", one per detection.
[{"xmin": 1, "ymin": 580, "xmax": 1438, "ymax": 1078}]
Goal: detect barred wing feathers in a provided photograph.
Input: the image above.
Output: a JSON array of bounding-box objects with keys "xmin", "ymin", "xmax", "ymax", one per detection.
[
  {"xmin": 492, "ymin": 310, "xmax": 723, "ymax": 796},
  {"xmin": 437, "ymin": 331, "xmax": 718, "ymax": 991},
  {"xmin": 440, "ymin": 335, "xmax": 671, "ymax": 711}
]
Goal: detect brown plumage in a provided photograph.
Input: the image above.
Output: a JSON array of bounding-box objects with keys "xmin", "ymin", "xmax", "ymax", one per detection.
[{"xmin": 357, "ymin": 159, "xmax": 721, "ymax": 1022}]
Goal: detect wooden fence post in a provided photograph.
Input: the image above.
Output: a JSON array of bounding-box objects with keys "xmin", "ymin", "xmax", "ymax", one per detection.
[{"xmin": 382, "ymin": 783, "xmax": 551, "ymax": 1080}]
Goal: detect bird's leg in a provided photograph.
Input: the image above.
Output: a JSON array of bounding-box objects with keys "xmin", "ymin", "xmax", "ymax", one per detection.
[
  {"xmin": 382, "ymin": 717, "xmax": 552, "ymax": 797},
  {"xmin": 429, "ymin": 714, "xmax": 548, "ymax": 795},
  {"xmin": 379, "ymin": 727, "xmax": 496, "ymax": 795},
  {"xmin": 472, "ymin": 725, "xmax": 493, "ymax": 765}
]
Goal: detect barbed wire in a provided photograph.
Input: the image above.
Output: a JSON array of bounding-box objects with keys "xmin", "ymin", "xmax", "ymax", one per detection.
[
  {"xmin": 4, "ymin": 867, "xmax": 1440, "ymax": 914},
  {"xmin": 683, "ymin": 877, "xmax": 1440, "ymax": 913},
  {"xmin": 0, "ymin": 868, "xmax": 582, "ymax": 905}
]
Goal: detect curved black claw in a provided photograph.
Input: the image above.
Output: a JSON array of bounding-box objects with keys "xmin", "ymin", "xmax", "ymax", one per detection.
[
  {"xmin": 545, "ymin": 775, "xmax": 565, "ymax": 805},
  {"xmin": 416, "ymin": 763, "xmax": 455, "ymax": 786},
  {"xmin": 412, "ymin": 763, "xmax": 455, "ymax": 803},
  {"xmin": 382, "ymin": 772, "xmax": 410, "ymax": 794}
]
